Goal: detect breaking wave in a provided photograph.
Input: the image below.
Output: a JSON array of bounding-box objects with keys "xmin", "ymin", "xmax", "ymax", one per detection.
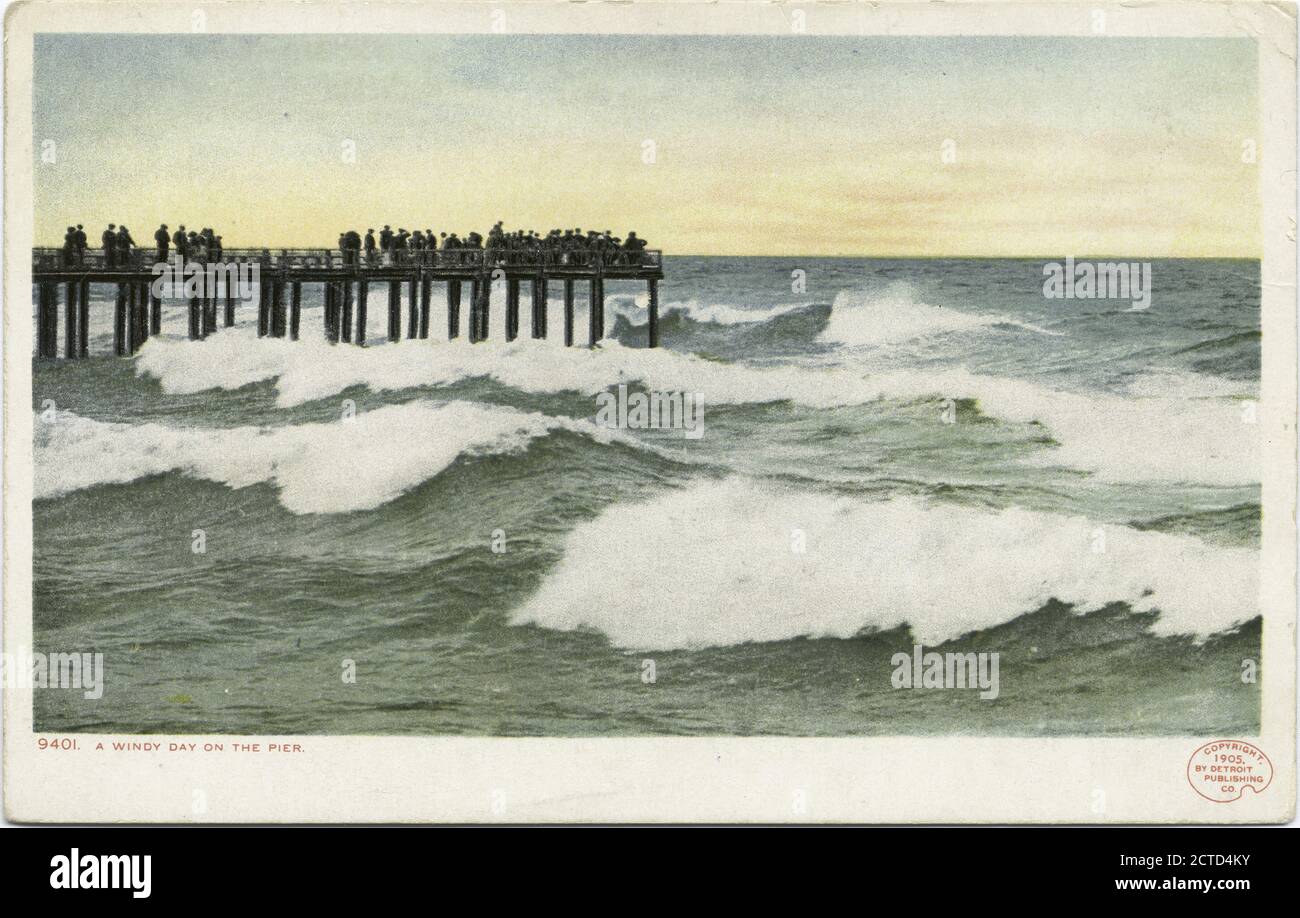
[
  {"xmin": 510, "ymin": 479, "xmax": 1258, "ymax": 649},
  {"xmin": 34, "ymin": 401, "xmax": 648, "ymax": 514}
]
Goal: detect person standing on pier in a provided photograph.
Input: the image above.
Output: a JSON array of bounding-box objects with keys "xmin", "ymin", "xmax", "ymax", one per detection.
[
  {"xmin": 173, "ymin": 225, "xmax": 188, "ymax": 261},
  {"xmin": 155, "ymin": 224, "xmax": 170, "ymax": 262},
  {"xmin": 365, "ymin": 229, "xmax": 377, "ymax": 264},
  {"xmin": 343, "ymin": 229, "xmax": 361, "ymax": 266},
  {"xmin": 101, "ymin": 224, "xmax": 117, "ymax": 267},
  {"xmin": 115, "ymin": 226, "xmax": 136, "ymax": 267},
  {"xmin": 62, "ymin": 226, "xmax": 77, "ymax": 266},
  {"xmin": 74, "ymin": 225, "xmax": 87, "ymax": 265}
]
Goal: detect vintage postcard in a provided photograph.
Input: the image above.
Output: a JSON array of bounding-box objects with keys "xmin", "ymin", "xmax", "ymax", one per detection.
[{"xmin": 3, "ymin": 0, "xmax": 1295, "ymax": 823}]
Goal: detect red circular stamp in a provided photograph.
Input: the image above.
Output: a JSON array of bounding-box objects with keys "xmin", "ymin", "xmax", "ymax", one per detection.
[{"xmin": 1187, "ymin": 740, "xmax": 1273, "ymax": 803}]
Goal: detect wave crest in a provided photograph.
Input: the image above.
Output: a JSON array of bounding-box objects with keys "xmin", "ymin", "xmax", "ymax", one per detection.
[{"xmin": 510, "ymin": 479, "xmax": 1258, "ymax": 649}]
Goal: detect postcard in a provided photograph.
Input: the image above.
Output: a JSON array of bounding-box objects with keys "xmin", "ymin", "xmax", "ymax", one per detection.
[{"xmin": 3, "ymin": 0, "xmax": 1295, "ymax": 823}]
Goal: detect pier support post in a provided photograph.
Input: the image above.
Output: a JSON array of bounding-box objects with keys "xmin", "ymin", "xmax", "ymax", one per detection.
[
  {"xmin": 116, "ymin": 284, "xmax": 129, "ymax": 354},
  {"xmin": 37, "ymin": 284, "xmax": 57, "ymax": 358},
  {"xmin": 327, "ymin": 282, "xmax": 342, "ymax": 343},
  {"xmin": 203, "ymin": 293, "xmax": 217, "ymax": 337},
  {"xmin": 271, "ymin": 280, "xmax": 286, "ymax": 337},
  {"xmin": 479, "ymin": 274, "xmax": 492, "ymax": 341},
  {"xmin": 564, "ymin": 278, "xmax": 574, "ymax": 347},
  {"xmin": 407, "ymin": 274, "xmax": 419, "ymax": 339},
  {"xmin": 224, "ymin": 283, "xmax": 235, "ymax": 327},
  {"xmin": 533, "ymin": 274, "xmax": 548, "ymax": 339},
  {"xmin": 290, "ymin": 282, "xmax": 302, "ymax": 340},
  {"xmin": 193, "ymin": 294, "xmax": 205, "ymax": 339},
  {"xmin": 78, "ymin": 280, "xmax": 90, "ymax": 358},
  {"xmin": 64, "ymin": 282, "xmax": 78, "ymax": 359},
  {"xmin": 355, "ymin": 280, "xmax": 368, "ymax": 346},
  {"xmin": 506, "ymin": 276, "xmax": 520, "ymax": 342},
  {"xmin": 139, "ymin": 282, "xmax": 152, "ymax": 344},
  {"xmin": 126, "ymin": 284, "xmax": 137, "ymax": 353},
  {"xmin": 132, "ymin": 283, "xmax": 148, "ymax": 353},
  {"xmin": 469, "ymin": 276, "xmax": 482, "ymax": 343},
  {"xmin": 588, "ymin": 277, "xmax": 604, "ymax": 346},
  {"xmin": 387, "ymin": 281, "xmax": 401, "ymax": 342},
  {"xmin": 419, "ymin": 275, "xmax": 431, "ymax": 338},
  {"xmin": 133, "ymin": 283, "xmax": 148, "ymax": 351},
  {"xmin": 257, "ymin": 280, "xmax": 269, "ymax": 337},
  {"xmin": 341, "ymin": 280, "xmax": 353, "ymax": 343},
  {"xmin": 447, "ymin": 280, "xmax": 461, "ymax": 339},
  {"xmin": 151, "ymin": 285, "xmax": 162, "ymax": 336},
  {"xmin": 647, "ymin": 278, "xmax": 659, "ymax": 348}
]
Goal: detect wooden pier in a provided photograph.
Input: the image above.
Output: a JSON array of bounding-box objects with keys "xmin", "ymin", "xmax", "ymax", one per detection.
[{"xmin": 31, "ymin": 247, "xmax": 664, "ymax": 358}]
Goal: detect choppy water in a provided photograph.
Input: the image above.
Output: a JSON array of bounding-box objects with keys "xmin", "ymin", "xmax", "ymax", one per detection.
[{"xmin": 32, "ymin": 257, "xmax": 1261, "ymax": 735}]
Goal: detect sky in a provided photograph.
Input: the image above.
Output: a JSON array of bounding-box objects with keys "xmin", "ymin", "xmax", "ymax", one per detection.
[{"xmin": 32, "ymin": 34, "xmax": 1259, "ymax": 256}]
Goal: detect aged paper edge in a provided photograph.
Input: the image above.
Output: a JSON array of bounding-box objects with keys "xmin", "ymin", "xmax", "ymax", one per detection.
[{"xmin": 3, "ymin": 0, "xmax": 1296, "ymax": 823}]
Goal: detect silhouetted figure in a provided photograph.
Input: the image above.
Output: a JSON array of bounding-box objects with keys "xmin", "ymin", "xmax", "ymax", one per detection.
[
  {"xmin": 173, "ymin": 225, "xmax": 189, "ymax": 259},
  {"xmin": 155, "ymin": 224, "xmax": 170, "ymax": 261},
  {"xmin": 102, "ymin": 224, "xmax": 117, "ymax": 267}
]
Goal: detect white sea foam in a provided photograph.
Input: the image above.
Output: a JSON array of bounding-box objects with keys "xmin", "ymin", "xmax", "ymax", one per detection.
[
  {"xmin": 131, "ymin": 323, "xmax": 1258, "ymax": 487},
  {"xmin": 820, "ymin": 284, "xmax": 1060, "ymax": 346},
  {"xmin": 608, "ymin": 294, "xmax": 811, "ymax": 326},
  {"xmin": 34, "ymin": 401, "xmax": 635, "ymax": 514},
  {"xmin": 510, "ymin": 479, "xmax": 1258, "ymax": 649}
]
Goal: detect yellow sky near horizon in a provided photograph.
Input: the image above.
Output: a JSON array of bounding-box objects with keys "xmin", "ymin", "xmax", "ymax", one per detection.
[{"xmin": 33, "ymin": 34, "xmax": 1261, "ymax": 257}]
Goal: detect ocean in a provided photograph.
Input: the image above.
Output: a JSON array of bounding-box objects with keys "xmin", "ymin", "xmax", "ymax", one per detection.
[{"xmin": 31, "ymin": 256, "xmax": 1262, "ymax": 736}]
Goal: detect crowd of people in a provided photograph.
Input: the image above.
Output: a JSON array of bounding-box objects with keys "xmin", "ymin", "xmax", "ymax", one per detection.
[
  {"xmin": 335, "ymin": 222, "xmax": 652, "ymax": 267},
  {"xmin": 61, "ymin": 223, "xmax": 226, "ymax": 267},
  {"xmin": 59, "ymin": 220, "xmax": 651, "ymax": 269}
]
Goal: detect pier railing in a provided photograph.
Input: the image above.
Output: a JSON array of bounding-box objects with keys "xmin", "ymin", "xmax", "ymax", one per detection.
[{"xmin": 33, "ymin": 246, "xmax": 663, "ymax": 273}]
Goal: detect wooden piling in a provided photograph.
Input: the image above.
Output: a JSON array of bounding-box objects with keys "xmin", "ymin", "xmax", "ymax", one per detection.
[
  {"xmin": 480, "ymin": 274, "xmax": 492, "ymax": 341},
  {"xmin": 533, "ymin": 275, "xmax": 548, "ymax": 339},
  {"xmin": 78, "ymin": 280, "xmax": 90, "ymax": 358},
  {"xmin": 125, "ymin": 284, "xmax": 136, "ymax": 353},
  {"xmin": 129, "ymin": 283, "xmax": 143, "ymax": 351},
  {"xmin": 355, "ymin": 280, "xmax": 368, "ymax": 346},
  {"xmin": 419, "ymin": 275, "xmax": 431, "ymax": 339},
  {"xmin": 290, "ymin": 282, "xmax": 302, "ymax": 340},
  {"xmin": 135, "ymin": 283, "xmax": 150, "ymax": 352},
  {"xmin": 36, "ymin": 284, "xmax": 56, "ymax": 358},
  {"xmin": 407, "ymin": 274, "xmax": 419, "ymax": 339},
  {"xmin": 257, "ymin": 280, "xmax": 269, "ymax": 337},
  {"xmin": 140, "ymin": 281, "xmax": 152, "ymax": 344},
  {"xmin": 115, "ymin": 284, "xmax": 129, "ymax": 355},
  {"xmin": 194, "ymin": 294, "xmax": 206, "ymax": 339},
  {"xmin": 203, "ymin": 293, "xmax": 217, "ymax": 336},
  {"xmin": 271, "ymin": 280, "xmax": 286, "ymax": 337},
  {"xmin": 151, "ymin": 285, "xmax": 162, "ymax": 336},
  {"xmin": 64, "ymin": 282, "xmax": 78, "ymax": 359},
  {"xmin": 588, "ymin": 277, "xmax": 601, "ymax": 347},
  {"xmin": 506, "ymin": 277, "xmax": 520, "ymax": 342},
  {"xmin": 447, "ymin": 280, "xmax": 461, "ymax": 339},
  {"xmin": 341, "ymin": 280, "xmax": 353, "ymax": 343},
  {"xmin": 387, "ymin": 280, "xmax": 401, "ymax": 342},
  {"xmin": 224, "ymin": 283, "xmax": 235, "ymax": 327},
  {"xmin": 327, "ymin": 282, "xmax": 342, "ymax": 343},
  {"xmin": 469, "ymin": 276, "xmax": 482, "ymax": 343},
  {"xmin": 647, "ymin": 278, "xmax": 659, "ymax": 348},
  {"xmin": 564, "ymin": 278, "xmax": 575, "ymax": 347}
]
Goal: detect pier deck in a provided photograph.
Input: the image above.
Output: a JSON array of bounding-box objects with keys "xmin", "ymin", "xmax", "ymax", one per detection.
[{"xmin": 31, "ymin": 247, "xmax": 664, "ymax": 358}]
